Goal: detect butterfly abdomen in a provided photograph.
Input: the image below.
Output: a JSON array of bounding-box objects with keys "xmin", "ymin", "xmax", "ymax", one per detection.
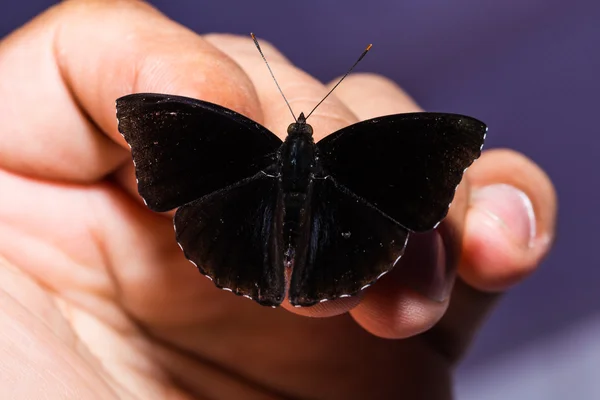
[{"xmin": 282, "ymin": 191, "xmax": 308, "ymax": 267}]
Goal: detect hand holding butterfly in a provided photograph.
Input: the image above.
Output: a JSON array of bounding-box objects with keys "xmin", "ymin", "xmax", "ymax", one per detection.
[{"xmin": 0, "ymin": 1, "xmax": 557, "ymax": 399}]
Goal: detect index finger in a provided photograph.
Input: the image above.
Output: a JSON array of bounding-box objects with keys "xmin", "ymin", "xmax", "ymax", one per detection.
[{"xmin": 0, "ymin": 0, "xmax": 260, "ymax": 182}]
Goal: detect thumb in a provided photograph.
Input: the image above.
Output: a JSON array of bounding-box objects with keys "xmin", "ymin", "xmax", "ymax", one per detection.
[{"xmin": 426, "ymin": 149, "xmax": 557, "ymax": 361}]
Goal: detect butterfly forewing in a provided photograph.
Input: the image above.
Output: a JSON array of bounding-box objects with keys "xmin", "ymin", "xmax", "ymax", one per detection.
[
  {"xmin": 289, "ymin": 177, "xmax": 409, "ymax": 307},
  {"xmin": 316, "ymin": 113, "xmax": 486, "ymax": 232},
  {"xmin": 174, "ymin": 172, "xmax": 286, "ymax": 306},
  {"xmin": 116, "ymin": 93, "xmax": 283, "ymax": 212}
]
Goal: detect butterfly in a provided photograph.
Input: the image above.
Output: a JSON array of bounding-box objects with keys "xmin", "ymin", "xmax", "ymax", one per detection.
[{"xmin": 115, "ymin": 36, "xmax": 487, "ymax": 308}]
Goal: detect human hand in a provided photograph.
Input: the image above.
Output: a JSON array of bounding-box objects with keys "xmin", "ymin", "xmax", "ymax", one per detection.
[{"xmin": 0, "ymin": 1, "xmax": 557, "ymax": 399}]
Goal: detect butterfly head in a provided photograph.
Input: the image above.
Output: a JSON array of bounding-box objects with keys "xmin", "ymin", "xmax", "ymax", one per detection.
[{"xmin": 287, "ymin": 112, "xmax": 313, "ymax": 137}]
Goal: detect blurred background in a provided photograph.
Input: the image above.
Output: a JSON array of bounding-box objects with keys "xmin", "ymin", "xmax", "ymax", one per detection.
[{"xmin": 2, "ymin": 1, "xmax": 598, "ymax": 398}]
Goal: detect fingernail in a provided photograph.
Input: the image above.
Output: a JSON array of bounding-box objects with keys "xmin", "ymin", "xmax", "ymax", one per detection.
[{"xmin": 472, "ymin": 184, "xmax": 537, "ymax": 248}]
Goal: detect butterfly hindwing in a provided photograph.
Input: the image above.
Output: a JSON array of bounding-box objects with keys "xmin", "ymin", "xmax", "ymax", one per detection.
[
  {"xmin": 173, "ymin": 172, "xmax": 285, "ymax": 307},
  {"xmin": 116, "ymin": 93, "xmax": 283, "ymax": 212},
  {"xmin": 289, "ymin": 177, "xmax": 409, "ymax": 307},
  {"xmin": 316, "ymin": 113, "xmax": 486, "ymax": 232}
]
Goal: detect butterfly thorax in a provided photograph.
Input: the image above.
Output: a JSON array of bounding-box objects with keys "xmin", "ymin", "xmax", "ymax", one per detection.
[{"xmin": 280, "ymin": 114, "xmax": 317, "ymax": 192}]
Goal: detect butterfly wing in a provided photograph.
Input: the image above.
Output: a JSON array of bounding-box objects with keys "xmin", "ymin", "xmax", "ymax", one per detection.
[
  {"xmin": 289, "ymin": 177, "xmax": 409, "ymax": 307},
  {"xmin": 316, "ymin": 113, "xmax": 486, "ymax": 232},
  {"xmin": 116, "ymin": 93, "xmax": 283, "ymax": 212},
  {"xmin": 174, "ymin": 172, "xmax": 285, "ymax": 306}
]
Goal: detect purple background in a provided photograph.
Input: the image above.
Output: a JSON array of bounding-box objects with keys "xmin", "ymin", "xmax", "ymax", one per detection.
[{"xmin": 2, "ymin": 0, "xmax": 598, "ymax": 384}]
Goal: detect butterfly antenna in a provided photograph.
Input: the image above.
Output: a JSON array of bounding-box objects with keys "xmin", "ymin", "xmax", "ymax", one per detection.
[
  {"xmin": 251, "ymin": 33, "xmax": 297, "ymax": 122},
  {"xmin": 305, "ymin": 43, "xmax": 372, "ymax": 120}
]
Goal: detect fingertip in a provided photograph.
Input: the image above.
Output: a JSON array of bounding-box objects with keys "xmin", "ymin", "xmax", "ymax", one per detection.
[
  {"xmin": 461, "ymin": 149, "xmax": 557, "ymax": 292},
  {"xmin": 351, "ymin": 284, "xmax": 448, "ymax": 339}
]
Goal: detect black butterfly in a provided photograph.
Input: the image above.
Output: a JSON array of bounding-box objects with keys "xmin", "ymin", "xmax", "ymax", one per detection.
[{"xmin": 116, "ymin": 92, "xmax": 486, "ymax": 307}]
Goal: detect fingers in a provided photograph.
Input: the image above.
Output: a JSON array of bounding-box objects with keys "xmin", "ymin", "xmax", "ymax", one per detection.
[
  {"xmin": 204, "ymin": 33, "xmax": 358, "ymax": 141},
  {"xmin": 0, "ymin": 0, "xmax": 260, "ymax": 182}
]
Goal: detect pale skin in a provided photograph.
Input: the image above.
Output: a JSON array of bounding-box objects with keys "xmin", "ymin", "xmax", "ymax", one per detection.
[{"xmin": 0, "ymin": 1, "xmax": 557, "ymax": 399}]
